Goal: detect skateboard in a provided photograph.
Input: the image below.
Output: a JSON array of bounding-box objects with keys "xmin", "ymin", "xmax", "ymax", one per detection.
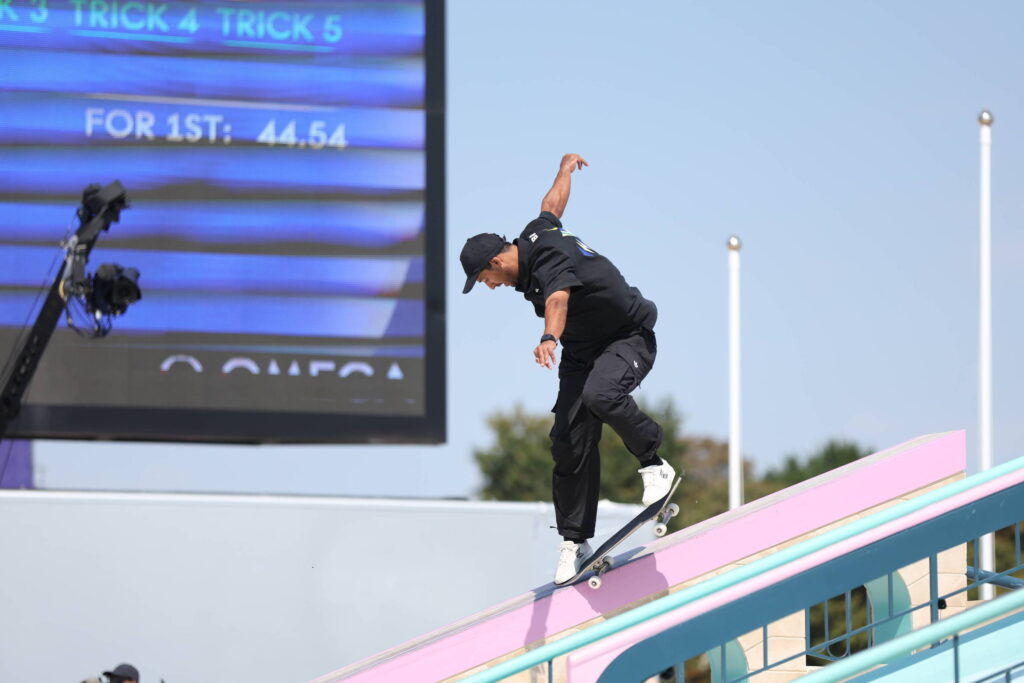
[{"xmin": 560, "ymin": 476, "xmax": 682, "ymax": 590}]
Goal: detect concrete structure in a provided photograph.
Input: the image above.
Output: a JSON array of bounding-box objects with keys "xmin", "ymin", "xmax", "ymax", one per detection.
[{"xmin": 0, "ymin": 491, "xmax": 642, "ymax": 683}]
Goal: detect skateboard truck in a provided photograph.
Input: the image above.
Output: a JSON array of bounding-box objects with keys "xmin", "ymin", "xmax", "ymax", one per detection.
[
  {"xmin": 587, "ymin": 557, "xmax": 614, "ymax": 590},
  {"xmin": 653, "ymin": 502, "xmax": 680, "ymax": 538}
]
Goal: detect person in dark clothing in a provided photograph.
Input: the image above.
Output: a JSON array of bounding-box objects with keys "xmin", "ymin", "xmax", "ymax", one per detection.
[
  {"xmin": 460, "ymin": 153, "xmax": 676, "ymax": 583},
  {"xmin": 104, "ymin": 663, "xmax": 139, "ymax": 683}
]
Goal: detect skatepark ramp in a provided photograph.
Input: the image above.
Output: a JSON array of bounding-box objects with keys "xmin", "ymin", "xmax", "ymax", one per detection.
[
  {"xmin": 557, "ymin": 446, "xmax": 1024, "ymax": 682},
  {"xmin": 311, "ymin": 430, "xmax": 1024, "ymax": 681}
]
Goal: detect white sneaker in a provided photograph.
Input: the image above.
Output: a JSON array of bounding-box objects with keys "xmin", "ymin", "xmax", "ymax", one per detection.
[
  {"xmin": 638, "ymin": 460, "xmax": 676, "ymax": 506},
  {"xmin": 554, "ymin": 540, "xmax": 592, "ymax": 585}
]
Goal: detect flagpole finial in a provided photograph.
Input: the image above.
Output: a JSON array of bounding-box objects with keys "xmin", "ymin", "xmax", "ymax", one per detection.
[
  {"xmin": 727, "ymin": 235, "xmax": 742, "ymax": 251},
  {"xmin": 979, "ymin": 110, "xmax": 994, "ymax": 126}
]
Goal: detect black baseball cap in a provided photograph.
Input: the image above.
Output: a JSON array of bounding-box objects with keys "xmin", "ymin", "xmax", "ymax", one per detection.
[
  {"xmin": 460, "ymin": 233, "xmax": 506, "ymax": 293},
  {"xmin": 104, "ymin": 664, "xmax": 139, "ymax": 682}
]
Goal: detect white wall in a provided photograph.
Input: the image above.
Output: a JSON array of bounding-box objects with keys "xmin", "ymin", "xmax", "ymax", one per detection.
[{"xmin": 0, "ymin": 491, "xmax": 643, "ymax": 683}]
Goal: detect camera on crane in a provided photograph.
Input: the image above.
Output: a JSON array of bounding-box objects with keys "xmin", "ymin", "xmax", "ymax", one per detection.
[
  {"xmin": 60, "ymin": 181, "xmax": 142, "ymax": 337},
  {"xmin": 89, "ymin": 264, "xmax": 142, "ymax": 316}
]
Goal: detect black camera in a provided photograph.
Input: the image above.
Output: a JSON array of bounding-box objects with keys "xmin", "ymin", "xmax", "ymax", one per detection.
[{"xmin": 90, "ymin": 264, "xmax": 142, "ymax": 316}]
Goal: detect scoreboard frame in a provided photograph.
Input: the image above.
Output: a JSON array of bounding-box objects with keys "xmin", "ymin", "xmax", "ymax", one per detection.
[{"xmin": 4, "ymin": 0, "xmax": 447, "ymax": 445}]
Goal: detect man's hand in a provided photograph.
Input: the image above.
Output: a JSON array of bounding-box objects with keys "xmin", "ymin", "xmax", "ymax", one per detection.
[
  {"xmin": 541, "ymin": 155, "xmax": 588, "ymax": 218},
  {"xmin": 534, "ymin": 340, "xmax": 558, "ymax": 369},
  {"xmin": 560, "ymin": 153, "xmax": 588, "ymax": 174}
]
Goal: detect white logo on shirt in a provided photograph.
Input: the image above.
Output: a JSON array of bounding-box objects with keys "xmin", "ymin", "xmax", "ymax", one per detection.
[{"xmin": 529, "ymin": 232, "xmax": 538, "ymax": 242}]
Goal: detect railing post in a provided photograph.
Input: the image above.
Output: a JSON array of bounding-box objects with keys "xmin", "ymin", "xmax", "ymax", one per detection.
[
  {"xmin": 762, "ymin": 624, "xmax": 768, "ymax": 677},
  {"xmin": 929, "ymin": 554, "xmax": 940, "ymax": 625},
  {"xmin": 845, "ymin": 591, "xmax": 853, "ymax": 657},
  {"xmin": 953, "ymin": 634, "xmax": 960, "ymax": 683}
]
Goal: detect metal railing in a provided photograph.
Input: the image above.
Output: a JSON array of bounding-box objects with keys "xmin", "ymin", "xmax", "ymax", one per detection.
[
  {"xmin": 972, "ymin": 661, "xmax": 1024, "ymax": 683},
  {"xmin": 804, "ymin": 528, "xmax": 1024, "ymax": 668},
  {"xmin": 799, "ymin": 588, "xmax": 1024, "ymax": 683}
]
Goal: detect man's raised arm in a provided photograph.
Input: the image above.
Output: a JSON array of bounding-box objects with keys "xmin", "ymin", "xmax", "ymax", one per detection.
[{"xmin": 540, "ymin": 154, "xmax": 588, "ymax": 219}]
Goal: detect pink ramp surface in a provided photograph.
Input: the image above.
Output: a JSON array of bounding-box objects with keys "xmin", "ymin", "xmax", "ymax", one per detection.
[{"xmin": 313, "ymin": 431, "xmax": 965, "ymax": 683}]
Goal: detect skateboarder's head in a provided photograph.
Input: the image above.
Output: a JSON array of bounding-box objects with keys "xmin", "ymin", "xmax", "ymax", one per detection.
[
  {"xmin": 103, "ymin": 663, "xmax": 140, "ymax": 683},
  {"xmin": 461, "ymin": 233, "xmax": 517, "ymax": 293}
]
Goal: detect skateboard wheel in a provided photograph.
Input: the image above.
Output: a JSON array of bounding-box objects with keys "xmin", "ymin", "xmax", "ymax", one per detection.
[
  {"xmin": 603, "ymin": 556, "xmax": 614, "ymax": 570},
  {"xmin": 667, "ymin": 503, "xmax": 680, "ymax": 517},
  {"xmin": 654, "ymin": 523, "xmax": 668, "ymax": 537},
  {"xmin": 588, "ymin": 576, "xmax": 602, "ymax": 590}
]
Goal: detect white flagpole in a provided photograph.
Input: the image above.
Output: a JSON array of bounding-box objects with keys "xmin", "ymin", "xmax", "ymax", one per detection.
[
  {"xmin": 728, "ymin": 236, "xmax": 743, "ymax": 510},
  {"xmin": 978, "ymin": 110, "xmax": 995, "ymax": 600}
]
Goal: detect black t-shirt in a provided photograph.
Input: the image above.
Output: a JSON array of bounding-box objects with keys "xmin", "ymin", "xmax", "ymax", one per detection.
[{"xmin": 514, "ymin": 212, "xmax": 657, "ymax": 361}]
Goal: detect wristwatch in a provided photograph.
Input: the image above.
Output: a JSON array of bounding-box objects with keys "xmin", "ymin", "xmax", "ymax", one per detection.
[{"xmin": 540, "ymin": 334, "xmax": 559, "ymax": 345}]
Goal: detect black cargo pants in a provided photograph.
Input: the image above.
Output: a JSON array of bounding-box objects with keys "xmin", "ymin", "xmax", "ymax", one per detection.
[{"xmin": 549, "ymin": 328, "xmax": 662, "ymax": 542}]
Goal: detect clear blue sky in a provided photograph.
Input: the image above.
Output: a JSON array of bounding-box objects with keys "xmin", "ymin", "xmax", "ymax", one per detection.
[{"xmin": 34, "ymin": 0, "xmax": 1024, "ymax": 499}]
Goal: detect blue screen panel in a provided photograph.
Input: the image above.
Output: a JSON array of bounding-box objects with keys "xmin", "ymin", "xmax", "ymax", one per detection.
[{"xmin": 0, "ymin": 0, "xmax": 445, "ymax": 443}]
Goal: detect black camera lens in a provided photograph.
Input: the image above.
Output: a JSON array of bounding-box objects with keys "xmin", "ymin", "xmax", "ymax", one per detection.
[{"xmin": 90, "ymin": 264, "xmax": 142, "ymax": 315}]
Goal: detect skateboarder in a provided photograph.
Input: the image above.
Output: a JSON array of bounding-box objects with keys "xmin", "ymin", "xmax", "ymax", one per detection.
[{"xmin": 460, "ymin": 153, "xmax": 676, "ymax": 584}]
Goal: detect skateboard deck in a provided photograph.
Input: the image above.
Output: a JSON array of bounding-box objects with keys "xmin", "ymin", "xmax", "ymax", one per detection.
[{"xmin": 558, "ymin": 476, "xmax": 682, "ymax": 589}]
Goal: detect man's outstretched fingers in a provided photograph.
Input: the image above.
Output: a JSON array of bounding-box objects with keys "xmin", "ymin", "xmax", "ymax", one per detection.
[{"xmin": 534, "ymin": 342, "xmax": 557, "ymax": 369}]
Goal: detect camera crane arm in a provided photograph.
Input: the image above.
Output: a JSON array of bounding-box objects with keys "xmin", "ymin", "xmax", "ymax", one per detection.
[{"xmin": 0, "ymin": 181, "xmax": 129, "ymax": 440}]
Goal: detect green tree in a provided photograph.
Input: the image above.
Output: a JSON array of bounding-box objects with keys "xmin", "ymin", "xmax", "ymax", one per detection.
[
  {"xmin": 674, "ymin": 436, "xmax": 771, "ymax": 528},
  {"xmin": 475, "ymin": 399, "xmax": 757, "ymax": 535},
  {"xmin": 475, "ymin": 409, "xmax": 876, "ymax": 532},
  {"xmin": 965, "ymin": 522, "xmax": 1024, "ymax": 599},
  {"xmin": 474, "ymin": 405, "xmax": 553, "ymax": 503},
  {"xmin": 475, "ymin": 398, "xmax": 689, "ymax": 506},
  {"xmin": 762, "ymin": 439, "xmax": 873, "ymax": 488}
]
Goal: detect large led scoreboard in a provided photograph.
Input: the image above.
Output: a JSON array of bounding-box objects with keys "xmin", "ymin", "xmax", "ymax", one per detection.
[{"xmin": 0, "ymin": 1, "xmax": 445, "ymax": 443}]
